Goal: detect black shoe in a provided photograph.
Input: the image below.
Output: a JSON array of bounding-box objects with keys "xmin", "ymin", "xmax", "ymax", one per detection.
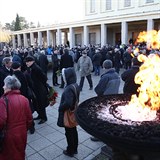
[
  {"xmin": 74, "ymin": 150, "xmax": 78, "ymax": 154},
  {"xmin": 89, "ymin": 87, "xmax": 93, "ymax": 90},
  {"xmin": 63, "ymin": 150, "xmax": 74, "ymax": 157},
  {"xmin": 59, "ymin": 86, "xmax": 64, "ymax": 88},
  {"xmin": 33, "ymin": 116, "xmax": 41, "ymax": 120},
  {"xmin": 90, "ymin": 137, "xmax": 100, "ymax": 141},
  {"xmin": 29, "ymin": 127, "xmax": 35, "ymax": 134},
  {"xmin": 38, "ymin": 119, "xmax": 47, "ymax": 124},
  {"xmin": 56, "ymin": 83, "xmax": 60, "ymax": 85}
]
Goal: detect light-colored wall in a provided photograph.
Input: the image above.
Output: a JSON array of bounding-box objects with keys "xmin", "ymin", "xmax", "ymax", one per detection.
[{"xmin": 85, "ymin": 0, "xmax": 160, "ymax": 21}]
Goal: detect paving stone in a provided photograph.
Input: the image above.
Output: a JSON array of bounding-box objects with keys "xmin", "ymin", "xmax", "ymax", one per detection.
[
  {"xmin": 74, "ymin": 144, "xmax": 93, "ymax": 160},
  {"xmin": 78, "ymin": 130, "xmax": 91, "ymax": 143},
  {"xmin": 27, "ymin": 132, "xmax": 43, "ymax": 143},
  {"xmin": 27, "ymin": 153, "xmax": 46, "ymax": 160},
  {"xmin": 45, "ymin": 131, "xmax": 65, "ymax": 143},
  {"xmin": 39, "ymin": 144, "xmax": 62, "ymax": 160},
  {"xmin": 26, "ymin": 144, "xmax": 36, "ymax": 157},
  {"xmin": 83, "ymin": 139, "xmax": 104, "ymax": 150},
  {"xmin": 29, "ymin": 137, "xmax": 52, "ymax": 151},
  {"xmin": 36, "ymin": 125, "xmax": 56, "ymax": 136}
]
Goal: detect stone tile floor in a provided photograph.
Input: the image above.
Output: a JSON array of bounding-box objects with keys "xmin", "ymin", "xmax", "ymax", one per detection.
[{"xmin": 25, "ymin": 68, "xmax": 124, "ymax": 160}]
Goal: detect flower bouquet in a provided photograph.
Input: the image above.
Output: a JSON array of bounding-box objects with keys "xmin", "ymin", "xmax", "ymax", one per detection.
[{"xmin": 47, "ymin": 85, "xmax": 58, "ymax": 106}]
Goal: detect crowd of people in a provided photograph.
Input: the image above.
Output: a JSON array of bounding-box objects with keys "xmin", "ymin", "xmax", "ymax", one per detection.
[{"xmin": 0, "ymin": 42, "xmax": 159, "ymax": 159}]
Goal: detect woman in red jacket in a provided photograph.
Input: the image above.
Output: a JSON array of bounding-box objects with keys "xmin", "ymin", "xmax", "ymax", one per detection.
[{"xmin": 0, "ymin": 75, "xmax": 33, "ymax": 160}]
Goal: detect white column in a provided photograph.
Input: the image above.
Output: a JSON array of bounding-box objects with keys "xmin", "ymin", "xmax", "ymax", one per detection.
[
  {"xmin": 101, "ymin": 23, "xmax": 107, "ymax": 47},
  {"xmin": 38, "ymin": 31, "xmax": 42, "ymax": 47},
  {"xmin": 69, "ymin": 27, "xmax": 74, "ymax": 48},
  {"xmin": 30, "ymin": 32, "xmax": 34, "ymax": 46},
  {"xmin": 83, "ymin": 25, "xmax": 88, "ymax": 46},
  {"xmin": 17, "ymin": 34, "xmax": 22, "ymax": 47},
  {"xmin": 52, "ymin": 32, "xmax": 56, "ymax": 47},
  {"xmin": 23, "ymin": 33, "xmax": 28, "ymax": 47},
  {"xmin": 147, "ymin": 19, "xmax": 154, "ymax": 48},
  {"xmin": 57, "ymin": 29, "xmax": 62, "ymax": 46},
  {"xmin": 147, "ymin": 19, "xmax": 154, "ymax": 31},
  {"xmin": 47, "ymin": 30, "xmax": 51, "ymax": 46},
  {"xmin": 12, "ymin": 35, "xmax": 16, "ymax": 49},
  {"xmin": 121, "ymin": 21, "xmax": 128, "ymax": 45}
]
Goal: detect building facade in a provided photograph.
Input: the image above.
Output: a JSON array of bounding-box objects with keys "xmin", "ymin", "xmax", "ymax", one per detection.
[{"xmin": 11, "ymin": 0, "xmax": 160, "ymax": 48}]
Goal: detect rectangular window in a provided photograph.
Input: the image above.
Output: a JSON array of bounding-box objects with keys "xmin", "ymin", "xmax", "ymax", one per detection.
[
  {"xmin": 124, "ymin": 0, "xmax": 131, "ymax": 7},
  {"xmin": 146, "ymin": 0, "xmax": 154, "ymax": 3},
  {"xmin": 75, "ymin": 34, "xmax": 82, "ymax": 46},
  {"xmin": 90, "ymin": 0, "xmax": 95, "ymax": 13},
  {"xmin": 106, "ymin": 0, "xmax": 111, "ymax": 10},
  {"xmin": 89, "ymin": 33, "xmax": 96, "ymax": 45}
]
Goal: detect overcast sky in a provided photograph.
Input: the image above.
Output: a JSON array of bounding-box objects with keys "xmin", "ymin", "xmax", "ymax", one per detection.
[{"xmin": 0, "ymin": 0, "xmax": 84, "ymax": 26}]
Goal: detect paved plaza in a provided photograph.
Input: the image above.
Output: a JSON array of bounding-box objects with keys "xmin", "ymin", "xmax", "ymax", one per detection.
[{"xmin": 25, "ymin": 68, "xmax": 124, "ymax": 160}]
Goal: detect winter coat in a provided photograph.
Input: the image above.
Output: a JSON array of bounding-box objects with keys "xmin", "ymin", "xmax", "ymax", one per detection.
[
  {"xmin": 38, "ymin": 53, "xmax": 49, "ymax": 74},
  {"xmin": 57, "ymin": 68, "xmax": 80, "ymax": 127},
  {"xmin": 0, "ymin": 90, "xmax": 32, "ymax": 160},
  {"xmin": 28, "ymin": 62, "xmax": 49, "ymax": 109},
  {"xmin": 121, "ymin": 66, "xmax": 140, "ymax": 94},
  {"xmin": 13, "ymin": 70, "xmax": 28, "ymax": 98},
  {"xmin": 60, "ymin": 52, "xmax": 74, "ymax": 70},
  {"xmin": 52, "ymin": 54, "xmax": 59, "ymax": 69},
  {"xmin": 95, "ymin": 68, "xmax": 120, "ymax": 96},
  {"xmin": 92, "ymin": 52, "xmax": 102, "ymax": 66},
  {"xmin": 77, "ymin": 56, "xmax": 93, "ymax": 77},
  {"xmin": 0, "ymin": 67, "xmax": 13, "ymax": 97}
]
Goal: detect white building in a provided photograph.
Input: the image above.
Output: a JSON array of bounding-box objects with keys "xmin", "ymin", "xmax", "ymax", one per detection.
[{"xmin": 11, "ymin": 0, "xmax": 160, "ymax": 48}]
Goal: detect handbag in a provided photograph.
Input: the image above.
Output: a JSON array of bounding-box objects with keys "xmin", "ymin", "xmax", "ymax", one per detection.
[
  {"xmin": 0, "ymin": 96, "xmax": 8, "ymax": 152},
  {"xmin": 64, "ymin": 85, "xmax": 78, "ymax": 128}
]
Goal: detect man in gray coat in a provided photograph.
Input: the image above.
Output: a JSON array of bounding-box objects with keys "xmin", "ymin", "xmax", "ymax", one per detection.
[{"xmin": 77, "ymin": 50, "xmax": 93, "ymax": 91}]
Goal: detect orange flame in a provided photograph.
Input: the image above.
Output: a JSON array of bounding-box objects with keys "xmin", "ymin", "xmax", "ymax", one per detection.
[
  {"xmin": 136, "ymin": 30, "xmax": 160, "ymax": 50},
  {"xmin": 130, "ymin": 54, "xmax": 160, "ymax": 111}
]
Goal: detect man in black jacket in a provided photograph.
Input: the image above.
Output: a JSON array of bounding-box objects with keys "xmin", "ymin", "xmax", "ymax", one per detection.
[
  {"xmin": 59, "ymin": 48, "xmax": 74, "ymax": 88},
  {"xmin": 121, "ymin": 57, "xmax": 142, "ymax": 95}
]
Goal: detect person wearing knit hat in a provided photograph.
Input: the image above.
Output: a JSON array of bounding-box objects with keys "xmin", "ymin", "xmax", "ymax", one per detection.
[
  {"xmin": 102, "ymin": 59, "xmax": 112, "ymax": 69},
  {"xmin": 95, "ymin": 59, "xmax": 120, "ymax": 96},
  {"xmin": 90, "ymin": 59, "xmax": 120, "ymax": 142}
]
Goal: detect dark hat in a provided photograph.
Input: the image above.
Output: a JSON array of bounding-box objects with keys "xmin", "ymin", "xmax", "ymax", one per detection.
[
  {"xmin": 12, "ymin": 62, "xmax": 21, "ymax": 69},
  {"xmin": 103, "ymin": 60, "xmax": 113, "ymax": 69},
  {"xmin": 25, "ymin": 56, "xmax": 35, "ymax": 62}
]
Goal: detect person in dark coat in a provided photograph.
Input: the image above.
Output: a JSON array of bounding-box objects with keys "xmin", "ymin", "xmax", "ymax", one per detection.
[
  {"xmin": 0, "ymin": 49, "xmax": 4, "ymax": 68},
  {"xmin": 25, "ymin": 56, "xmax": 49, "ymax": 124},
  {"xmin": 123, "ymin": 47, "xmax": 133, "ymax": 70},
  {"xmin": 0, "ymin": 75, "xmax": 32, "ymax": 160},
  {"xmin": 92, "ymin": 49, "xmax": 102, "ymax": 76},
  {"xmin": 57, "ymin": 67, "xmax": 80, "ymax": 157},
  {"xmin": 52, "ymin": 49, "xmax": 60, "ymax": 86},
  {"xmin": 121, "ymin": 57, "xmax": 142, "ymax": 95},
  {"xmin": 59, "ymin": 48, "xmax": 74, "ymax": 88},
  {"xmin": 114, "ymin": 48, "xmax": 122, "ymax": 74},
  {"xmin": 38, "ymin": 50, "xmax": 49, "ymax": 75},
  {"xmin": 95, "ymin": 59, "xmax": 120, "ymax": 96},
  {"xmin": 0, "ymin": 57, "xmax": 13, "ymax": 96},
  {"xmin": 91, "ymin": 59, "xmax": 120, "ymax": 141}
]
